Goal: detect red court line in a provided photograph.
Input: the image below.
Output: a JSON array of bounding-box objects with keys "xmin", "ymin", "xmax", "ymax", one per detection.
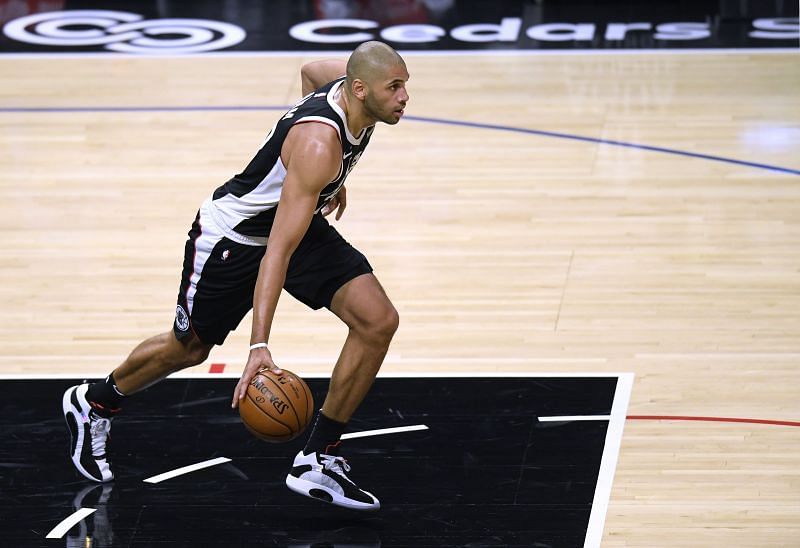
[
  {"xmin": 208, "ymin": 363, "xmax": 226, "ymax": 374},
  {"xmin": 627, "ymin": 415, "xmax": 800, "ymax": 427}
]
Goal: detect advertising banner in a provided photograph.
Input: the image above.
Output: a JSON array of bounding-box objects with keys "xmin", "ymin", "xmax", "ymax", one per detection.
[{"xmin": 0, "ymin": 0, "xmax": 797, "ymax": 55}]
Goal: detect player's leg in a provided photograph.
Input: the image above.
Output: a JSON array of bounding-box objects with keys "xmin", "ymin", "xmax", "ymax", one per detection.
[
  {"xmin": 322, "ymin": 272, "xmax": 398, "ymax": 423},
  {"xmin": 285, "ymin": 273, "xmax": 397, "ymax": 509},
  {"xmin": 111, "ymin": 330, "xmax": 213, "ymax": 395},
  {"xmin": 62, "ymin": 331, "xmax": 213, "ymax": 483},
  {"xmin": 281, "ymin": 214, "xmax": 396, "ymax": 510},
  {"xmin": 63, "ymin": 204, "xmax": 261, "ymax": 482}
]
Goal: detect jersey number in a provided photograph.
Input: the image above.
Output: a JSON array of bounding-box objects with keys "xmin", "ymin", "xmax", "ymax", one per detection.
[
  {"xmin": 281, "ymin": 92, "xmax": 314, "ymax": 121},
  {"xmin": 256, "ymin": 92, "xmax": 316, "ymax": 151}
]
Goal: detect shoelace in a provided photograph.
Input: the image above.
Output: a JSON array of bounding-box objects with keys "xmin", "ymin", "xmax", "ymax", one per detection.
[
  {"xmin": 90, "ymin": 416, "xmax": 112, "ymax": 457},
  {"xmin": 320, "ymin": 454, "xmax": 351, "ymax": 475}
]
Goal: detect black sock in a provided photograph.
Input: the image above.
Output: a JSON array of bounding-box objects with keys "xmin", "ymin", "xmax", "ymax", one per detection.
[
  {"xmin": 85, "ymin": 372, "xmax": 126, "ymax": 418},
  {"xmin": 303, "ymin": 411, "xmax": 347, "ymax": 456}
]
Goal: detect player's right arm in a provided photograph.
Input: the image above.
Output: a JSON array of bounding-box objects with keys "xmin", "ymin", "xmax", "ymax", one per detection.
[
  {"xmin": 231, "ymin": 122, "xmax": 342, "ymax": 408},
  {"xmin": 301, "ymin": 59, "xmax": 347, "ymax": 95}
]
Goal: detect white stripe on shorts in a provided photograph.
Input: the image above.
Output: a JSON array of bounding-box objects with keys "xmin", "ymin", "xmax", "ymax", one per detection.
[{"xmin": 186, "ymin": 204, "xmax": 221, "ymax": 316}]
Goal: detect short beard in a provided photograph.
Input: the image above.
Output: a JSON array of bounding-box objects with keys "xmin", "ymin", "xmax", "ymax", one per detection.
[{"xmin": 364, "ymin": 92, "xmax": 397, "ymax": 125}]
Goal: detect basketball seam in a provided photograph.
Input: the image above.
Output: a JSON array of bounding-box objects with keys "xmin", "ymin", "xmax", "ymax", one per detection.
[
  {"xmin": 243, "ymin": 391, "xmax": 294, "ymax": 433},
  {"xmin": 265, "ymin": 374, "xmax": 302, "ymax": 432}
]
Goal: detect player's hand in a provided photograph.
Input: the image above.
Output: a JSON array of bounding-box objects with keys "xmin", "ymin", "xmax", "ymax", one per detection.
[
  {"xmin": 232, "ymin": 346, "xmax": 283, "ymax": 409},
  {"xmin": 321, "ymin": 185, "xmax": 347, "ymax": 220}
]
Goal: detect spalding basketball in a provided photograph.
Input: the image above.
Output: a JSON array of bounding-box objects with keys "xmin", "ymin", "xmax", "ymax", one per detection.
[{"xmin": 239, "ymin": 368, "xmax": 314, "ymax": 442}]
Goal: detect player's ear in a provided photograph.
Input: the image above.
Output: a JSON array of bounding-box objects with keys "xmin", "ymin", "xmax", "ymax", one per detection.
[{"xmin": 351, "ymin": 78, "xmax": 367, "ymax": 101}]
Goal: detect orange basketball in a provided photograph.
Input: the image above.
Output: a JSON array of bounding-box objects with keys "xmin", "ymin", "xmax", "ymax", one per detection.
[{"xmin": 239, "ymin": 368, "xmax": 314, "ymax": 443}]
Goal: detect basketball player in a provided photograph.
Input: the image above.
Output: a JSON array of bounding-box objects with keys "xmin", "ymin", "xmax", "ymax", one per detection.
[{"xmin": 62, "ymin": 41, "xmax": 409, "ymax": 511}]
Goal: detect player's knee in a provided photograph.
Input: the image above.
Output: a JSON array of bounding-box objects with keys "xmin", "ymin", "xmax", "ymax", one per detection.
[
  {"xmin": 359, "ymin": 303, "xmax": 399, "ymax": 345},
  {"xmin": 383, "ymin": 305, "xmax": 400, "ymax": 338},
  {"xmin": 187, "ymin": 348, "xmax": 209, "ymax": 367},
  {"xmin": 168, "ymin": 337, "xmax": 210, "ymax": 370},
  {"xmin": 183, "ymin": 344, "xmax": 211, "ymax": 367}
]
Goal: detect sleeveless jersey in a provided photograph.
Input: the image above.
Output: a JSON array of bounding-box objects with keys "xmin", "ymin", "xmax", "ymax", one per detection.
[{"xmin": 207, "ymin": 77, "xmax": 374, "ymax": 240}]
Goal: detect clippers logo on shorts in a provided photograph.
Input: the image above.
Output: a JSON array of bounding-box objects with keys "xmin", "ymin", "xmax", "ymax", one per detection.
[
  {"xmin": 175, "ymin": 305, "xmax": 190, "ymax": 332},
  {"xmin": 3, "ymin": 10, "xmax": 246, "ymax": 54}
]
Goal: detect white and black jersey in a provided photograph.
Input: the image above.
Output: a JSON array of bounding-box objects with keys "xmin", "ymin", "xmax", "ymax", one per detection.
[
  {"xmin": 208, "ymin": 76, "xmax": 374, "ymax": 239},
  {"xmin": 174, "ymin": 76, "xmax": 376, "ymax": 344}
]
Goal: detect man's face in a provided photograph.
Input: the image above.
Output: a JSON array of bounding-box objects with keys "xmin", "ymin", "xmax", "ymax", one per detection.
[{"xmin": 363, "ymin": 63, "xmax": 410, "ymax": 125}]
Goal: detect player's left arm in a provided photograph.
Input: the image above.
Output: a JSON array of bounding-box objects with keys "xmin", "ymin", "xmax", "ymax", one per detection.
[
  {"xmin": 231, "ymin": 122, "xmax": 341, "ymax": 408},
  {"xmin": 301, "ymin": 59, "xmax": 347, "ymax": 95}
]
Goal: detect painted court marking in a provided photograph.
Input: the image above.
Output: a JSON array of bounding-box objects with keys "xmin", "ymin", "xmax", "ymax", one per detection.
[
  {"xmin": 2, "ymin": 106, "xmax": 798, "ymax": 175},
  {"xmin": 585, "ymin": 372, "xmax": 633, "ymax": 548},
  {"xmin": 342, "ymin": 424, "xmax": 429, "ymax": 440},
  {"xmin": 143, "ymin": 456, "xmax": 232, "ymax": 484},
  {"xmin": 536, "ymin": 414, "xmax": 800, "ymax": 427},
  {"xmin": 140, "ymin": 426, "xmax": 427, "ymax": 484},
  {"xmin": 28, "ymin": 371, "xmax": 798, "ymax": 542},
  {"xmin": 539, "ymin": 415, "xmax": 612, "ymax": 422},
  {"xmin": 628, "ymin": 415, "xmax": 800, "ymax": 428},
  {"xmin": 46, "ymin": 507, "xmax": 96, "ymax": 539},
  {"xmin": 208, "ymin": 363, "xmax": 226, "ymax": 373}
]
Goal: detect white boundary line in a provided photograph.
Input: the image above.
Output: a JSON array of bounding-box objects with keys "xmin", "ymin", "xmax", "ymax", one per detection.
[
  {"xmin": 0, "ymin": 48, "xmax": 796, "ymax": 59},
  {"xmin": 143, "ymin": 457, "xmax": 232, "ymax": 484},
  {"xmin": 0, "ymin": 356, "xmax": 608, "ymax": 364},
  {"xmin": 342, "ymin": 424, "xmax": 428, "ymax": 440},
  {"xmin": 0, "ymin": 371, "xmax": 629, "ymax": 380},
  {"xmin": 45, "ymin": 507, "xmax": 96, "ymax": 538},
  {"xmin": 584, "ymin": 372, "xmax": 634, "ymax": 548},
  {"xmin": 539, "ymin": 415, "xmax": 611, "ymax": 422}
]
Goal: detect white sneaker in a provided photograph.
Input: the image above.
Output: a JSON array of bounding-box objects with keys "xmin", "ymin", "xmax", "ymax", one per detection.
[
  {"xmin": 285, "ymin": 451, "xmax": 380, "ymax": 511},
  {"xmin": 63, "ymin": 384, "xmax": 114, "ymax": 482}
]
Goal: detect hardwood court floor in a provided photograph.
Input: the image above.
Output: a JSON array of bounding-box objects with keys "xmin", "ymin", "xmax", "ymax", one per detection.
[{"xmin": 0, "ymin": 51, "xmax": 799, "ymax": 546}]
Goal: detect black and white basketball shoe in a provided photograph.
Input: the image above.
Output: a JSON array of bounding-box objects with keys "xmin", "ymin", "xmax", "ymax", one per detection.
[
  {"xmin": 62, "ymin": 384, "xmax": 114, "ymax": 482},
  {"xmin": 285, "ymin": 451, "xmax": 380, "ymax": 511}
]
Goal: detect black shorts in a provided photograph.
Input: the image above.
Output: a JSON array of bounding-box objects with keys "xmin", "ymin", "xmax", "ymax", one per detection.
[{"xmin": 173, "ymin": 204, "xmax": 372, "ymax": 345}]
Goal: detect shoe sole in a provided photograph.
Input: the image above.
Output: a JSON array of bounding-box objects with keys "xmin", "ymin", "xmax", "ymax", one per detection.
[
  {"xmin": 62, "ymin": 385, "xmax": 113, "ymax": 483},
  {"xmin": 285, "ymin": 474, "xmax": 380, "ymax": 511}
]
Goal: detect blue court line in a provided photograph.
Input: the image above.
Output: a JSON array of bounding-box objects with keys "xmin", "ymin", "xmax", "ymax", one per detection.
[
  {"xmin": 0, "ymin": 106, "xmax": 288, "ymax": 113},
  {"xmin": 2, "ymin": 105, "xmax": 798, "ymax": 176},
  {"xmin": 407, "ymin": 115, "xmax": 800, "ymax": 176}
]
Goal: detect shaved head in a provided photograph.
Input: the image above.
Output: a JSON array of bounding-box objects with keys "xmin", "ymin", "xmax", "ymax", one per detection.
[
  {"xmin": 342, "ymin": 41, "xmax": 409, "ymax": 126},
  {"xmin": 346, "ymin": 41, "xmax": 406, "ymax": 88}
]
